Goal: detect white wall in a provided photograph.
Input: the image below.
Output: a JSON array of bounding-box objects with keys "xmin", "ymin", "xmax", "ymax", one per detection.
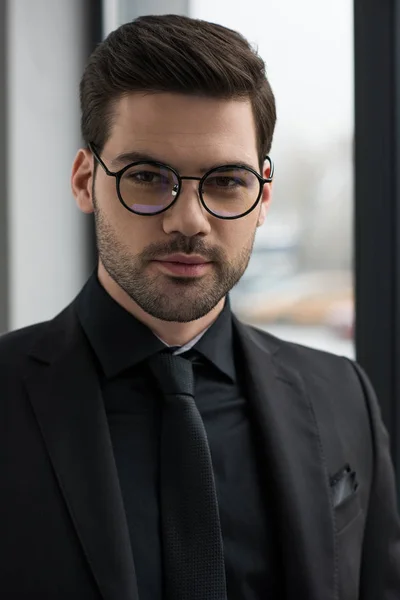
[{"xmin": 7, "ymin": 0, "xmax": 91, "ymax": 330}]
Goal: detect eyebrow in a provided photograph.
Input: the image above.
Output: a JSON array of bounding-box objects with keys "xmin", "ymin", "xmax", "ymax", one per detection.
[{"xmin": 110, "ymin": 151, "xmax": 258, "ymax": 174}]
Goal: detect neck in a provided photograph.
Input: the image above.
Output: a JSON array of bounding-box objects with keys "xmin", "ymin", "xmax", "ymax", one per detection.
[{"xmin": 97, "ymin": 262, "xmax": 225, "ymax": 346}]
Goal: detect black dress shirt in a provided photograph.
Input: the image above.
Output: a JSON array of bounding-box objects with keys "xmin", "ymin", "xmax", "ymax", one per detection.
[{"xmin": 76, "ymin": 274, "xmax": 281, "ymax": 599}]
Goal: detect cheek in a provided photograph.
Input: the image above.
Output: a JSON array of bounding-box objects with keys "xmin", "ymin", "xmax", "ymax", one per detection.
[
  {"xmin": 96, "ymin": 196, "xmax": 155, "ymax": 251},
  {"xmin": 117, "ymin": 217, "xmax": 160, "ymax": 251},
  {"xmin": 95, "ymin": 182, "xmax": 154, "ymax": 240},
  {"xmin": 217, "ymin": 219, "xmax": 258, "ymax": 256}
]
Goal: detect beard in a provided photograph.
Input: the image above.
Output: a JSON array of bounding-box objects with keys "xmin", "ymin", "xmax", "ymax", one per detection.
[{"xmin": 92, "ymin": 193, "xmax": 257, "ymax": 322}]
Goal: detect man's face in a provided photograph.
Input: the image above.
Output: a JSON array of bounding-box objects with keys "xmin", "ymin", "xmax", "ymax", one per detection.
[{"xmin": 73, "ymin": 93, "xmax": 272, "ymax": 322}]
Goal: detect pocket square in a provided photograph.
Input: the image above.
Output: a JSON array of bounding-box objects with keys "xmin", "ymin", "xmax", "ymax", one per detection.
[{"xmin": 330, "ymin": 464, "xmax": 358, "ymax": 507}]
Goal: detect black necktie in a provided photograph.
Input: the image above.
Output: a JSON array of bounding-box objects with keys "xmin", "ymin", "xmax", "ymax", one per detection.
[{"xmin": 148, "ymin": 351, "xmax": 227, "ymax": 600}]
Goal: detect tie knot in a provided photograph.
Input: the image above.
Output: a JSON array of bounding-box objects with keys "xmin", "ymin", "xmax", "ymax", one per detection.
[{"xmin": 148, "ymin": 352, "xmax": 195, "ymax": 397}]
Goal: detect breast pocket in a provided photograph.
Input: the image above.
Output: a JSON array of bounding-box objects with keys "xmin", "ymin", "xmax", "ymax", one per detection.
[
  {"xmin": 335, "ymin": 485, "xmax": 362, "ymax": 534},
  {"xmin": 335, "ymin": 488, "xmax": 365, "ymax": 600}
]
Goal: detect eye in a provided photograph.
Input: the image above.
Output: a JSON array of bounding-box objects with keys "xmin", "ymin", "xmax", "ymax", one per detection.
[
  {"xmin": 205, "ymin": 175, "xmax": 244, "ymax": 188},
  {"xmin": 122, "ymin": 164, "xmax": 176, "ymax": 188},
  {"xmin": 128, "ymin": 171, "xmax": 165, "ymax": 183}
]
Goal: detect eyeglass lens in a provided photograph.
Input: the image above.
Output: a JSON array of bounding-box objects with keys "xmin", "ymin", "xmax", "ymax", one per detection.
[{"xmin": 119, "ymin": 164, "xmax": 261, "ymax": 217}]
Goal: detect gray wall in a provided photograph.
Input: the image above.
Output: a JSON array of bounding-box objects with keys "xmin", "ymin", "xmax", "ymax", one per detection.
[
  {"xmin": 0, "ymin": 0, "xmax": 8, "ymax": 333},
  {"xmin": 120, "ymin": 0, "xmax": 188, "ymax": 21},
  {"xmin": 103, "ymin": 0, "xmax": 189, "ymax": 36},
  {"xmin": 5, "ymin": 0, "xmax": 96, "ymax": 331}
]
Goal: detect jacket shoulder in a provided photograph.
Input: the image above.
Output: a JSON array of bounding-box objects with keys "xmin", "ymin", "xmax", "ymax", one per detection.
[
  {"xmin": 0, "ymin": 299, "xmax": 80, "ymax": 369},
  {"xmin": 240, "ymin": 322, "xmax": 375, "ymax": 474},
  {"xmin": 0, "ymin": 321, "xmax": 50, "ymax": 368},
  {"xmin": 240, "ymin": 321, "xmax": 353, "ymax": 376},
  {"xmin": 237, "ymin": 321, "xmax": 374, "ymax": 417}
]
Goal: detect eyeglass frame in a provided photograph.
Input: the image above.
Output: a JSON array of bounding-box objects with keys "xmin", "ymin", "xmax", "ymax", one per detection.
[{"xmin": 88, "ymin": 142, "xmax": 274, "ymax": 220}]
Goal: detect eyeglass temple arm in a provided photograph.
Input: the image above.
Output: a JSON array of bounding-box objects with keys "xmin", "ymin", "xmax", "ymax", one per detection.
[
  {"xmin": 88, "ymin": 142, "xmax": 116, "ymax": 177},
  {"xmin": 88, "ymin": 142, "xmax": 274, "ymax": 182},
  {"xmin": 264, "ymin": 155, "xmax": 274, "ymax": 182}
]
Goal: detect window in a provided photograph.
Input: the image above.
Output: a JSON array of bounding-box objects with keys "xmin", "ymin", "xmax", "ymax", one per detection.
[{"xmin": 190, "ymin": 0, "xmax": 354, "ymax": 357}]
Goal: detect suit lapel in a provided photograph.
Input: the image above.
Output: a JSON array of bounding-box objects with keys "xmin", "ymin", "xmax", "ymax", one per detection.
[
  {"xmin": 234, "ymin": 318, "xmax": 338, "ymax": 600},
  {"xmin": 24, "ymin": 305, "xmax": 139, "ymax": 600}
]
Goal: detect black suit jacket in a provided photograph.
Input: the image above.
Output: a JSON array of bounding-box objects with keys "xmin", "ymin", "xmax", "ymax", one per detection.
[{"xmin": 1, "ymin": 299, "xmax": 400, "ymax": 600}]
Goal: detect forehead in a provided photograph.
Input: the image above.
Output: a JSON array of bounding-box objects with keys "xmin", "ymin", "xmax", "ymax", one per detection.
[{"xmin": 104, "ymin": 92, "xmax": 258, "ymax": 168}]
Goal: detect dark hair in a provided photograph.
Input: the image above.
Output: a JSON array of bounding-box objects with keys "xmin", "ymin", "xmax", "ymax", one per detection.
[{"xmin": 80, "ymin": 14, "xmax": 276, "ymax": 165}]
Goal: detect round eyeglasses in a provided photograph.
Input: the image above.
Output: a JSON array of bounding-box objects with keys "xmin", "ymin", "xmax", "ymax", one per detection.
[{"xmin": 89, "ymin": 143, "xmax": 274, "ymax": 220}]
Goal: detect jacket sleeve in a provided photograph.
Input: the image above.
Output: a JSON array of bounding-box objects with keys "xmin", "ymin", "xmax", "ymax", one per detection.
[{"xmin": 350, "ymin": 361, "xmax": 400, "ymax": 600}]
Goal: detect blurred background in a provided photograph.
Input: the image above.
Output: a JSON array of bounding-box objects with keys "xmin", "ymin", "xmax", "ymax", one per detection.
[{"xmin": 0, "ymin": 0, "xmax": 399, "ymax": 493}]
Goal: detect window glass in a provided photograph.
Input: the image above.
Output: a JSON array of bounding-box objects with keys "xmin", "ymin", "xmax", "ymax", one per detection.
[{"xmin": 190, "ymin": 0, "xmax": 354, "ymax": 357}]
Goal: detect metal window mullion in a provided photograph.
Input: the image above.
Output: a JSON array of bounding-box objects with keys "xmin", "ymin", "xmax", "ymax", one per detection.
[{"xmin": 354, "ymin": 0, "xmax": 400, "ymax": 494}]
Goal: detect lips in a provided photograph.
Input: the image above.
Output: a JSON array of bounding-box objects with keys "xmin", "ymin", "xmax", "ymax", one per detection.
[
  {"xmin": 156, "ymin": 254, "xmax": 210, "ymax": 265},
  {"xmin": 152, "ymin": 254, "xmax": 212, "ymax": 277}
]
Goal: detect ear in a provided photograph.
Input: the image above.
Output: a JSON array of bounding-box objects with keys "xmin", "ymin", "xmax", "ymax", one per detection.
[
  {"xmin": 71, "ymin": 148, "xmax": 95, "ymax": 214},
  {"xmin": 257, "ymin": 160, "xmax": 273, "ymax": 227}
]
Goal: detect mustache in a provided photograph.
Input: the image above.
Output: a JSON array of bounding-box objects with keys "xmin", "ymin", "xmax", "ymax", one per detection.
[{"xmin": 140, "ymin": 236, "xmax": 225, "ymax": 262}]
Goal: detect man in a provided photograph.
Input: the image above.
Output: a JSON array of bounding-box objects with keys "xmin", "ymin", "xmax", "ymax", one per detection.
[{"xmin": 0, "ymin": 13, "xmax": 399, "ymax": 600}]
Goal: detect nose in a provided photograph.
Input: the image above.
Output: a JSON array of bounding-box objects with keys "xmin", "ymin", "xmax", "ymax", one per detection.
[{"xmin": 162, "ymin": 179, "xmax": 212, "ymax": 237}]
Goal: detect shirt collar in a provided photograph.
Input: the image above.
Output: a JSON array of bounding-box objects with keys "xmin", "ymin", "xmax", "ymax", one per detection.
[
  {"xmin": 193, "ymin": 297, "xmax": 235, "ymax": 382},
  {"xmin": 76, "ymin": 272, "xmax": 236, "ymax": 382},
  {"xmin": 157, "ymin": 328, "xmax": 207, "ymax": 353}
]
